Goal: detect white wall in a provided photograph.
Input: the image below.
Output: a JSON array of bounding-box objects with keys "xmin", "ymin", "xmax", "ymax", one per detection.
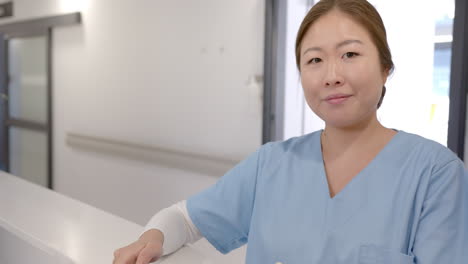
[
  {"xmin": 54, "ymin": 0, "xmax": 264, "ymax": 161},
  {"xmin": 1, "ymin": 0, "xmax": 265, "ymax": 262}
]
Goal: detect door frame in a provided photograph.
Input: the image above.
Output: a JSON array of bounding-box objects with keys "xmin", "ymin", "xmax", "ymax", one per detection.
[
  {"xmin": 1, "ymin": 29, "xmax": 52, "ymax": 188},
  {"xmin": 263, "ymin": 0, "xmax": 287, "ymax": 143},
  {"xmin": 0, "ymin": 33, "xmax": 6, "ymax": 172},
  {"xmin": 448, "ymin": 0, "xmax": 468, "ymax": 160},
  {"xmin": 0, "ymin": 13, "xmax": 80, "ymax": 189}
]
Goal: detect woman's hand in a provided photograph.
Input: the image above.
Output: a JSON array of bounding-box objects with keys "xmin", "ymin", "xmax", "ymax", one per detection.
[{"xmin": 113, "ymin": 229, "xmax": 164, "ymax": 264}]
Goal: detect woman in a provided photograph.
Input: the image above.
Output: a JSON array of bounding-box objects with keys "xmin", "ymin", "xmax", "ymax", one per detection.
[{"xmin": 113, "ymin": 0, "xmax": 467, "ymax": 263}]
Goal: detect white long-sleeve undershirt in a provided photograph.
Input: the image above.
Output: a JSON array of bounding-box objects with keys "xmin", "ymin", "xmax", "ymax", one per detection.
[{"xmin": 142, "ymin": 200, "xmax": 203, "ymax": 256}]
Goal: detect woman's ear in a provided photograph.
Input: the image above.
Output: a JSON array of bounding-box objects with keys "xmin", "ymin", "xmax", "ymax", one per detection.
[{"xmin": 382, "ymin": 67, "xmax": 390, "ymax": 84}]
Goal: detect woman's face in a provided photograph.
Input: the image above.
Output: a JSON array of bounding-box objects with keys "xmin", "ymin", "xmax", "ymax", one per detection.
[{"xmin": 300, "ymin": 9, "xmax": 388, "ymax": 129}]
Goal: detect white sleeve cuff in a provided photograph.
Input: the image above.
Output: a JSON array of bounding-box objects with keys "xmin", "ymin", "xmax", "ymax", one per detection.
[{"xmin": 143, "ymin": 200, "xmax": 202, "ymax": 256}]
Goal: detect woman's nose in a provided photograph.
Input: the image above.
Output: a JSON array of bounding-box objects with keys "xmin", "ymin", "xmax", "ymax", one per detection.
[
  {"xmin": 324, "ymin": 62, "xmax": 344, "ymax": 87},
  {"xmin": 325, "ymin": 79, "xmax": 343, "ymax": 87}
]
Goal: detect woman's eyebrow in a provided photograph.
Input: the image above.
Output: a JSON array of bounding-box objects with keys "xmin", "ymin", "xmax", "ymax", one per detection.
[
  {"xmin": 302, "ymin": 39, "xmax": 363, "ymax": 55},
  {"xmin": 336, "ymin": 39, "xmax": 363, "ymax": 49}
]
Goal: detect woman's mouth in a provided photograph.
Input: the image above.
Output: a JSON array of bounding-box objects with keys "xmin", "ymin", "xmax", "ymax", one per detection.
[{"xmin": 325, "ymin": 94, "xmax": 352, "ymax": 105}]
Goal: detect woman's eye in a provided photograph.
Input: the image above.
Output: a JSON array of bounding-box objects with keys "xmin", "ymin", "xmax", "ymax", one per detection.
[
  {"xmin": 343, "ymin": 52, "xmax": 359, "ymax": 59},
  {"xmin": 307, "ymin": 58, "xmax": 322, "ymax": 64}
]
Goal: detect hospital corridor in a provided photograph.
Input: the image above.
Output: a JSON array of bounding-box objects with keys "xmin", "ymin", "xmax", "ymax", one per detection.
[{"xmin": 0, "ymin": 0, "xmax": 467, "ymax": 263}]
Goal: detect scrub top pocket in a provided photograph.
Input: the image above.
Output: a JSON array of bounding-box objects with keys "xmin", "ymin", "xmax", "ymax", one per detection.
[{"xmin": 359, "ymin": 244, "xmax": 414, "ymax": 264}]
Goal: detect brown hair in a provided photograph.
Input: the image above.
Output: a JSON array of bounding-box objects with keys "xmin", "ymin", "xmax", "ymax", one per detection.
[{"xmin": 295, "ymin": 0, "xmax": 394, "ymax": 108}]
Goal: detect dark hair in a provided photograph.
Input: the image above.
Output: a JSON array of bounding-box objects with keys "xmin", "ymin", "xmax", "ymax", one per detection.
[{"xmin": 295, "ymin": 0, "xmax": 394, "ymax": 108}]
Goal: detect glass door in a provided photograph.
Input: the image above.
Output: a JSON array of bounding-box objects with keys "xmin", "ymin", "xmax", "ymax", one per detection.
[{"xmin": 0, "ymin": 32, "xmax": 51, "ymax": 188}]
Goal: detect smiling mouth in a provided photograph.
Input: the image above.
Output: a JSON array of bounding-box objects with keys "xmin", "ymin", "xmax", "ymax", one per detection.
[{"xmin": 325, "ymin": 94, "xmax": 352, "ymax": 105}]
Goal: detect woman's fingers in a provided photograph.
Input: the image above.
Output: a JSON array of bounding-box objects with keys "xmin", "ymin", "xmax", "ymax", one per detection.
[
  {"xmin": 135, "ymin": 242, "xmax": 163, "ymax": 264},
  {"xmin": 113, "ymin": 229, "xmax": 164, "ymax": 264},
  {"xmin": 113, "ymin": 241, "xmax": 145, "ymax": 264}
]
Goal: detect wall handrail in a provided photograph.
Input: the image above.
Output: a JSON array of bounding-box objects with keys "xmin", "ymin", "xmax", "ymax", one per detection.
[{"xmin": 66, "ymin": 133, "xmax": 238, "ymax": 176}]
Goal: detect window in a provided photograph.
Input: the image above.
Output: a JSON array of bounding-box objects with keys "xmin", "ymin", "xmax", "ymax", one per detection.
[{"xmin": 286, "ymin": 0, "xmax": 456, "ymax": 146}]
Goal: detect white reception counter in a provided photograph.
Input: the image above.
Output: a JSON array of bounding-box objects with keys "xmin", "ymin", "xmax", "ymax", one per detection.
[{"xmin": 0, "ymin": 171, "xmax": 213, "ymax": 264}]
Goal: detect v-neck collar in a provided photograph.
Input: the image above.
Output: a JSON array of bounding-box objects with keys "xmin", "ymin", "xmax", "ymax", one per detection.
[
  {"xmin": 316, "ymin": 129, "xmax": 402, "ymax": 200},
  {"xmin": 313, "ymin": 130, "xmax": 403, "ymax": 231}
]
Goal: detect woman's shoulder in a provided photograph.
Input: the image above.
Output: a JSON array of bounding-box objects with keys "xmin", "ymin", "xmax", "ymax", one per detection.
[
  {"xmin": 396, "ymin": 130, "xmax": 462, "ymax": 168},
  {"xmin": 260, "ymin": 130, "xmax": 321, "ymax": 154},
  {"xmin": 255, "ymin": 130, "xmax": 322, "ymax": 167}
]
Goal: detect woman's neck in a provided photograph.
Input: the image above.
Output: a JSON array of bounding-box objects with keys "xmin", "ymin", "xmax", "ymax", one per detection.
[{"xmin": 321, "ymin": 114, "xmax": 393, "ymax": 156}]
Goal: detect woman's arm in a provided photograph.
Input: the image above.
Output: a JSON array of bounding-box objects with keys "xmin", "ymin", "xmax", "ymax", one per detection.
[
  {"xmin": 412, "ymin": 159, "xmax": 467, "ymax": 263},
  {"xmin": 143, "ymin": 200, "xmax": 202, "ymax": 255},
  {"xmin": 113, "ymin": 201, "xmax": 202, "ymax": 264}
]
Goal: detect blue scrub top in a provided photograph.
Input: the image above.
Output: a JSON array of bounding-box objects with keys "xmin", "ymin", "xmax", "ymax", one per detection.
[{"xmin": 187, "ymin": 130, "xmax": 467, "ymax": 263}]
